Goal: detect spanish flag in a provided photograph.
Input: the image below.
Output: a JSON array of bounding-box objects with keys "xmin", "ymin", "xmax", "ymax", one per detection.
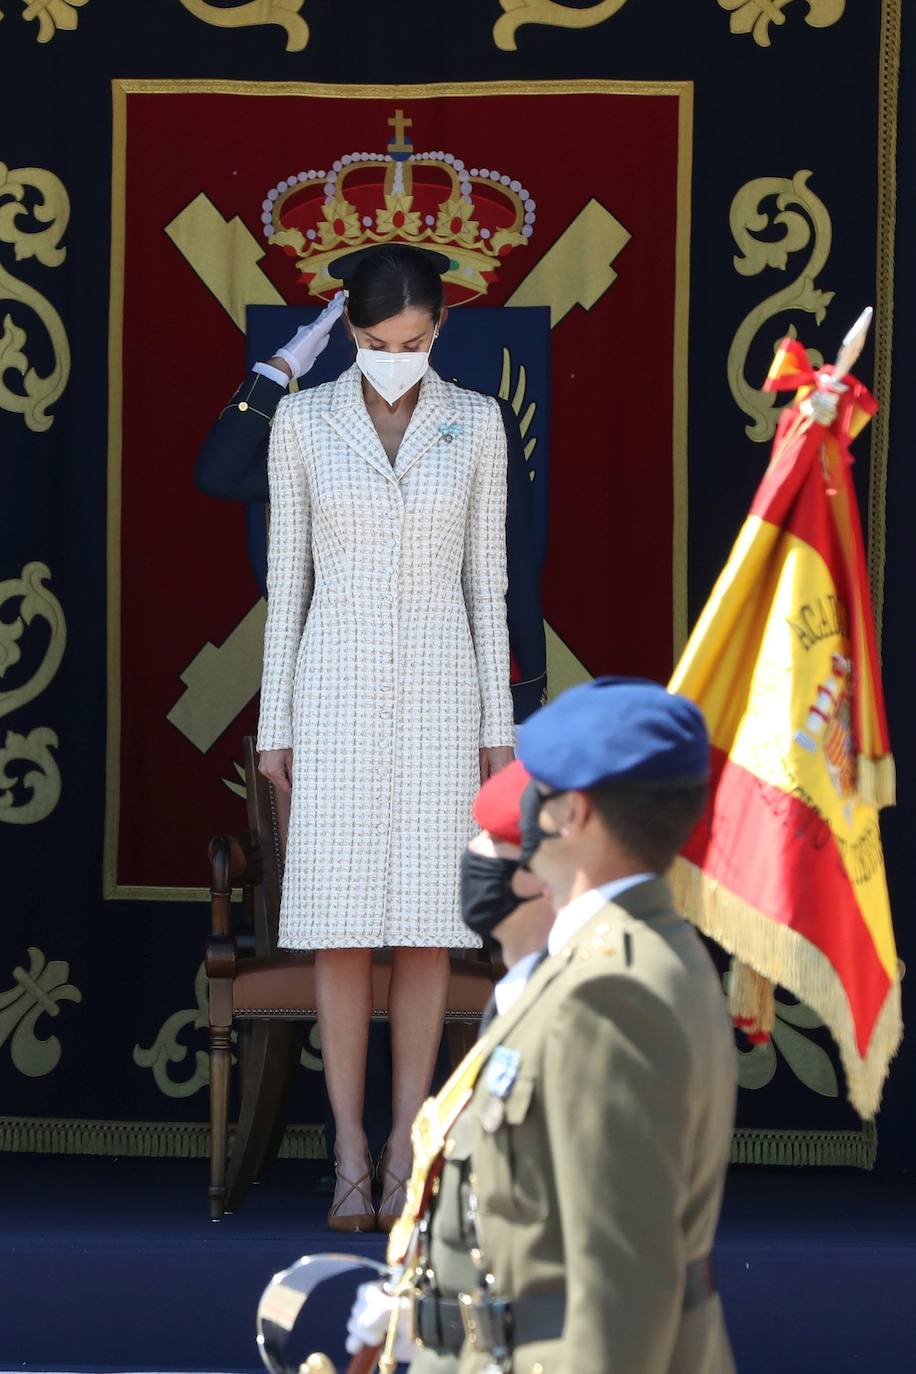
[{"xmin": 670, "ymin": 338, "xmax": 901, "ymax": 1118}]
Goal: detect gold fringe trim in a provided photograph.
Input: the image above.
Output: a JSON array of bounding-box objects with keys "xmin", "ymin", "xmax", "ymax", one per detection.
[
  {"xmin": 858, "ymin": 753, "xmax": 897, "ymax": 809},
  {"xmin": 730, "ymin": 960, "xmax": 775, "ymax": 1037},
  {"xmin": 0, "ymin": 1115, "xmax": 870, "ymax": 1169},
  {"xmin": 671, "ymin": 858, "xmax": 903, "ymax": 1120},
  {"xmin": 0, "ymin": 1117, "xmax": 326, "ymax": 1160},
  {"xmin": 731, "ymin": 1121, "xmax": 877, "ymax": 1169}
]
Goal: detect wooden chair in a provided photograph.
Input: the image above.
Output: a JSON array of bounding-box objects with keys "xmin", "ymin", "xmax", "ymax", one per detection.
[{"xmin": 206, "ymin": 737, "xmax": 499, "ymax": 1220}]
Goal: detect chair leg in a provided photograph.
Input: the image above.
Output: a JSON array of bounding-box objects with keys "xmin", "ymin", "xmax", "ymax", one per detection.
[
  {"xmin": 225, "ymin": 1020, "xmax": 302, "ymax": 1212},
  {"xmin": 208, "ymin": 1025, "xmax": 232, "ymax": 1221},
  {"xmin": 446, "ymin": 1019, "xmax": 476, "ymax": 1069},
  {"xmin": 258, "ymin": 1024, "xmax": 305, "ymax": 1177},
  {"xmin": 236, "ymin": 1020, "xmax": 252, "ymax": 1092}
]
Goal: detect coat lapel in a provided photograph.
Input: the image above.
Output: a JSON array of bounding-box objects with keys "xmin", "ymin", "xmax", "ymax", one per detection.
[
  {"xmin": 320, "ymin": 364, "xmax": 457, "ymax": 484},
  {"xmin": 321, "ymin": 363, "xmax": 394, "ymax": 483},
  {"xmin": 393, "ymin": 367, "xmax": 458, "ymax": 480}
]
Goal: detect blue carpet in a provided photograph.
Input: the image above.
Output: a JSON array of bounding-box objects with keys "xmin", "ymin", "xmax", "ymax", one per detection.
[{"xmin": 1, "ymin": 1157, "xmax": 914, "ymax": 1372}]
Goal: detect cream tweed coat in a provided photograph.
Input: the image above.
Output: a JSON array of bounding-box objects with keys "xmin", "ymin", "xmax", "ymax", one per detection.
[{"xmin": 256, "ymin": 363, "xmax": 515, "ymax": 950}]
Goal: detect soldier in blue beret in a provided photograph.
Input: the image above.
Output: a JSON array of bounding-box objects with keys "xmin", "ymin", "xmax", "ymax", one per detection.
[{"xmin": 446, "ymin": 677, "xmax": 738, "ymax": 1374}]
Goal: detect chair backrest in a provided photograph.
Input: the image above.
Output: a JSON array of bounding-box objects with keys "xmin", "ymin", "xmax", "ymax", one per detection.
[{"xmin": 243, "ymin": 736, "xmax": 290, "ymax": 957}]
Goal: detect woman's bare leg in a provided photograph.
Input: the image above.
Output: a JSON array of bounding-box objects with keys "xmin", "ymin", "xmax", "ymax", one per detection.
[
  {"xmin": 314, "ymin": 947, "xmax": 374, "ymax": 1217},
  {"xmin": 382, "ymin": 946, "xmax": 450, "ymax": 1206}
]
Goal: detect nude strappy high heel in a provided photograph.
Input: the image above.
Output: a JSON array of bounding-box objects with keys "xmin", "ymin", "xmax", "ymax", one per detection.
[
  {"xmin": 327, "ymin": 1155, "xmax": 376, "ymax": 1233},
  {"xmin": 375, "ymin": 1143, "xmax": 410, "ymax": 1234}
]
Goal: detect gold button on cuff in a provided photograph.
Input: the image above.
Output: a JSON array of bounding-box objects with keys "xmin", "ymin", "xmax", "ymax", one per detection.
[{"xmin": 238, "ymin": 401, "xmax": 249, "ymax": 411}]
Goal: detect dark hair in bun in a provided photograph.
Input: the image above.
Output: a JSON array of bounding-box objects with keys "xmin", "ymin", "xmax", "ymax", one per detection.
[{"xmin": 340, "ymin": 244, "xmax": 448, "ymax": 329}]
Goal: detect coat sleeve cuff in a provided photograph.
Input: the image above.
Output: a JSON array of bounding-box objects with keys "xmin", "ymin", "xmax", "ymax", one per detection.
[
  {"xmin": 479, "ymin": 725, "xmax": 516, "ymax": 749},
  {"xmin": 255, "ymin": 732, "xmax": 293, "ymax": 752}
]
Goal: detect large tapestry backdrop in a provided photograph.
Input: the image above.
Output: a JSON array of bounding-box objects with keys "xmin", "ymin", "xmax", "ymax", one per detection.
[
  {"xmin": 2, "ymin": 1, "xmax": 912, "ymax": 1173},
  {"xmin": 108, "ymin": 79, "xmax": 690, "ymax": 899}
]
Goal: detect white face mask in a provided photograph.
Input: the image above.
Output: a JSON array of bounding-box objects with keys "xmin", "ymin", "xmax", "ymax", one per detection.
[{"xmin": 355, "ymin": 330, "xmax": 438, "ymax": 406}]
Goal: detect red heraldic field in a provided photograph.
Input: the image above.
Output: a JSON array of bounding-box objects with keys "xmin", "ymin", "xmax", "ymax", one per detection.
[{"xmin": 670, "ymin": 339, "xmax": 900, "ymax": 1119}]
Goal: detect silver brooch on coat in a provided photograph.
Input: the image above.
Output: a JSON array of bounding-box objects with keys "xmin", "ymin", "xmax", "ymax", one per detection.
[{"xmin": 437, "ymin": 420, "xmax": 462, "ymax": 444}]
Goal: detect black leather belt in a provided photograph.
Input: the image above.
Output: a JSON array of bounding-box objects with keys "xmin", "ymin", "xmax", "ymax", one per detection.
[
  {"xmin": 413, "ymin": 1257, "xmax": 715, "ymax": 1355},
  {"xmin": 413, "ymin": 1292, "xmax": 565, "ymax": 1354}
]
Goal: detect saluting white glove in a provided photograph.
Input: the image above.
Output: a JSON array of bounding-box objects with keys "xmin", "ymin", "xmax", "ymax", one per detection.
[
  {"xmin": 344, "ymin": 1280, "xmax": 415, "ymax": 1362},
  {"xmin": 274, "ymin": 291, "xmax": 345, "ymax": 380}
]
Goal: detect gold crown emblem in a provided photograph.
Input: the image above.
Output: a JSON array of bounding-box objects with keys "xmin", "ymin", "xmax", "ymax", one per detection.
[{"xmin": 262, "ymin": 109, "xmax": 536, "ymax": 305}]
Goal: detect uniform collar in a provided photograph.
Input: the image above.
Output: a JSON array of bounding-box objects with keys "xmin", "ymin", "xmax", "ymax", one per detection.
[
  {"xmin": 547, "ymin": 873, "xmax": 657, "ymax": 955},
  {"xmin": 493, "ymin": 949, "xmax": 543, "ymax": 1016},
  {"xmin": 477, "ymin": 875, "xmax": 674, "ymax": 1051}
]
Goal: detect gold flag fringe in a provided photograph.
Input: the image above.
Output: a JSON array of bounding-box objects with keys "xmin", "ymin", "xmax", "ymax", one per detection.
[
  {"xmin": 858, "ymin": 753, "xmax": 897, "ymax": 809},
  {"xmin": 671, "ymin": 857, "xmax": 903, "ymax": 1120},
  {"xmin": 729, "ymin": 959, "xmax": 775, "ymax": 1040}
]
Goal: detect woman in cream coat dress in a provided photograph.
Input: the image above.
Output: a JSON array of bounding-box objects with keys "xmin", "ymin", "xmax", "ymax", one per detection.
[{"xmin": 257, "ymin": 245, "xmax": 515, "ymax": 1232}]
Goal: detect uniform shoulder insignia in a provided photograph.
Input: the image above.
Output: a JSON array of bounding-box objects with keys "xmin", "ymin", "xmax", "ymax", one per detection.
[{"xmin": 575, "ymin": 921, "xmax": 617, "ymax": 962}]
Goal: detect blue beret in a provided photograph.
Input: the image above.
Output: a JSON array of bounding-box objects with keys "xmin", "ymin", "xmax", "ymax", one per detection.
[{"xmin": 517, "ymin": 677, "xmax": 709, "ymax": 790}]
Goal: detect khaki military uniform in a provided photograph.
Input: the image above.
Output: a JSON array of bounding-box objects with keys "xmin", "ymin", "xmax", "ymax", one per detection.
[
  {"xmin": 439, "ymin": 877, "xmax": 737, "ymax": 1374},
  {"xmin": 404, "ymin": 1162, "xmax": 480, "ymax": 1374},
  {"xmin": 403, "ymin": 995, "xmax": 503, "ymax": 1374}
]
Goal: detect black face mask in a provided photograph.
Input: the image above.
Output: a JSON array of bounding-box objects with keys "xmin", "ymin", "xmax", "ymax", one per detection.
[
  {"xmin": 459, "ymin": 849, "xmax": 537, "ymax": 940},
  {"xmin": 519, "ymin": 780, "xmax": 567, "ymax": 868}
]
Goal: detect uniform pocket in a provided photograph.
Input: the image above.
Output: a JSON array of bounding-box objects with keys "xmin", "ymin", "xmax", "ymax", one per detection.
[
  {"xmin": 504, "ymin": 1075, "xmax": 535, "ymax": 1125},
  {"xmin": 479, "ymin": 1075, "xmax": 551, "ymax": 1226}
]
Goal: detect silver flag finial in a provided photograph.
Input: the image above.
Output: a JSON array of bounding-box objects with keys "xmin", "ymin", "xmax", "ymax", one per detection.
[{"xmin": 833, "ymin": 306, "xmax": 873, "ymax": 384}]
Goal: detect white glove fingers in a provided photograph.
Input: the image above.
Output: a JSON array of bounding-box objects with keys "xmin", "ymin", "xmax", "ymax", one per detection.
[
  {"xmin": 275, "ymin": 293, "xmax": 344, "ymax": 379},
  {"xmin": 345, "ymin": 1280, "xmax": 398, "ymax": 1352},
  {"xmin": 317, "ymin": 291, "xmax": 345, "ymax": 328}
]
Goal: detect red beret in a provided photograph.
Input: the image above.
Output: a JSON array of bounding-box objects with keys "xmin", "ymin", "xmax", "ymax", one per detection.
[{"xmin": 472, "ymin": 759, "xmax": 531, "ymax": 845}]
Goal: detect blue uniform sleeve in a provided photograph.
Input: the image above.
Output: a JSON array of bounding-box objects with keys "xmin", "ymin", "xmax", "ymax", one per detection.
[
  {"xmin": 498, "ymin": 397, "xmax": 547, "ymax": 722},
  {"xmin": 194, "ymin": 371, "xmax": 285, "ymax": 503}
]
